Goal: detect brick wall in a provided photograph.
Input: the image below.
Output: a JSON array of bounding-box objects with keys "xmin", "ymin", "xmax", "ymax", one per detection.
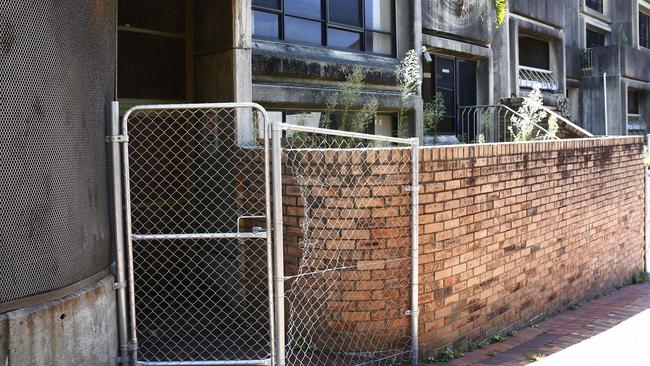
[
  {"xmin": 418, "ymin": 137, "xmax": 645, "ymax": 352},
  {"xmin": 276, "ymin": 136, "xmax": 645, "ymax": 356}
]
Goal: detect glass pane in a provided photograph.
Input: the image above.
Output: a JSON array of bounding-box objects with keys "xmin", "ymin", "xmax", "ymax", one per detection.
[
  {"xmin": 518, "ymin": 36, "xmax": 550, "ymax": 70},
  {"xmin": 435, "ymin": 57, "xmax": 455, "ymax": 89},
  {"xmin": 253, "ymin": 10, "xmax": 280, "ymax": 39},
  {"xmin": 285, "ymin": 17, "xmax": 323, "ymax": 45},
  {"xmin": 329, "ymin": 0, "xmax": 362, "ymax": 26},
  {"xmin": 285, "ymin": 0, "xmax": 322, "ymax": 19},
  {"xmin": 118, "ymin": 0, "xmax": 185, "ymax": 33},
  {"xmin": 366, "ymin": 32, "xmax": 393, "ymax": 55},
  {"xmin": 253, "ymin": 0, "xmax": 280, "ymax": 9},
  {"xmin": 365, "ymin": 0, "xmax": 393, "ymax": 32},
  {"xmin": 118, "ymin": 31, "xmax": 185, "ymax": 100},
  {"xmin": 328, "ymin": 28, "xmax": 362, "ymax": 50}
]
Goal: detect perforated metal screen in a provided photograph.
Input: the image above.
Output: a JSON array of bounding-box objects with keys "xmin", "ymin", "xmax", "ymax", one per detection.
[{"xmin": 0, "ymin": 1, "xmax": 115, "ymax": 307}]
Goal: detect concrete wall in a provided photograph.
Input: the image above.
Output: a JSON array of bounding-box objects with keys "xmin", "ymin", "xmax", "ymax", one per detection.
[
  {"xmin": 510, "ymin": 0, "xmax": 565, "ymax": 28},
  {"xmin": 0, "ymin": 276, "xmax": 118, "ymax": 366},
  {"xmin": 421, "ymin": 0, "xmax": 492, "ymax": 45}
]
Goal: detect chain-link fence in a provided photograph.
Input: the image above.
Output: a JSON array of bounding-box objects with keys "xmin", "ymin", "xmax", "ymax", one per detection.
[
  {"xmin": 122, "ymin": 104, "xmax": 273, "ymax": 364},
  {"xmin": 273, "ymin": 125, "xmax": 419, "ymax": 366}
]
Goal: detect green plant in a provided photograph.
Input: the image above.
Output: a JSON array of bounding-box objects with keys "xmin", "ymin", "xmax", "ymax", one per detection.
[
  {"xmin": 487, "ymin": 351, "xmax": 497, "ymax": 357},
  {"xmin": 632, "ymin": 272, "xmax": 648, "ymax": 284},
  {"xmin": 396, "ymin": 49, "xmax": 422, "ymax": 137},
  {"xmin": 467, "ymin": 342, "xmax": 479, "ymax": 352},
  {"xmin": 510, "ymin": 86, "xmax": 557, "ymax": 141},
  {"xmin": 436, "ymin": 347, "xmax": 464, "ymax": 362},
  {"xmin": 493, "ymin": 0, "xmax": 507, "ymax": 26},
  {"xmin": 506, "ymin": 330, "xmax": 517, "ymax": 337},
  {"xmin": 568, "ymin": 301, "xmax": 581, "ymax": 310},
  {"xmin": 619, "ymin": 25, "xmax": 630, "ymax": 45},
  {"xmin": 423, "ymin": 92, "xmax": 445, "ymax": 145},
  {"xmin": 491, "ymin": 334, "xmax": 506, "ymax": 343},
  {"xmin": 526, "ymin": 353, "xmax": 547, "ymax": 362}
]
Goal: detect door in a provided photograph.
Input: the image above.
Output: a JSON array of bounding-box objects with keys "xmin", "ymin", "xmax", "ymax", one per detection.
[
  {"xmin": 456, "ymin": 59, "xmax": 477, "ymax": 141},
  {"xmin": 120, "ymin": 103, "xmax": 273, "ymax": 365}
]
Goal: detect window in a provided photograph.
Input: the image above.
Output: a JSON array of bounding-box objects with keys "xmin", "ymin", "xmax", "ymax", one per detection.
[
  {"xmin": 518, "ymin": 36, "xmax": 550, "ymax": 70},
  {"xmin": 586, "ymin": 0, "xmax": 603, "ymax": 13},
  {"xmin": 628, "ymin": 90, "xmax": 639, "ymax": 114},
  {"xmin": 640, "ymin": 11, "xmax": 650, "ymax": 49},
  {"xmin": 252, "ymin": 0, "xmax": 395, "ymax": 56},
  {"xmin": 586, "ymin": 29, "xmax": 606, "ymax": 48}
]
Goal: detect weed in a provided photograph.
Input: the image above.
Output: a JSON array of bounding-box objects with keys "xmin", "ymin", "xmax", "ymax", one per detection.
[
  {"xmin": 568, "ymin": 301, "xmax": 581, "ymax": 310},
  {"xmin": 526, "ymin": 353, "xmax": 547, "ymax": 362},
  {"xmin": 491, "ymin": 334, "xmax": 505, "ymax": 343},
  {"xmin": 467, "ymin": 342, "xmax": 479, "ymax": 352},
  {"xmin": 506, "ymin": 330, "xmax": 517, "ymax": 337},
  {"xmin": 436, "ymin": 347, "xmax": 464, "ymax": 362},
  {"xmin": 487, "ymin": 351, "xmax": 497, "ymax": 356},
  {"xmin": 632, "ymin": 272, "xmax": 647, "ymax": 284}
]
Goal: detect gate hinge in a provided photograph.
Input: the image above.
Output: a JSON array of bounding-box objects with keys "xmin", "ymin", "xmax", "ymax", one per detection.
[
  {"xmin": 121, "ymin": 340, "xmax": 138, "ymax": 352},
  {"xmin": 116, "ymin": 356, "xmax": 130, "ymax": 364},
  {"xmin": 405, "ymin": 307, "xmax": 420, "ymax": 316},
  {"xmin": 112, "ymin": 281, "xmax": 126, "ymax": 290},
  {"xmin": 106, "ymin": 135, "xmax": 129, "ymax": 143},
  {"xmin": 405, "ymin": 185, "xmax": 420, "ymax": 193}
]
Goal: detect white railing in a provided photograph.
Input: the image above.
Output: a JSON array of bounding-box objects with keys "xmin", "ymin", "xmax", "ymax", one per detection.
[
  {"xmin": 518, "ymin": 66, "xmax": 559, "ymax": 91},
  {"xmin": 628, "ymin": 113, "xmax": 647, "ymax": 134},
  {"xmin": 582, "ymin": 48, "xmax": 593, "ymax": 71},
  {"xmin": 538, "ymin": 105, "xmax": 594, "ymax": 138}
]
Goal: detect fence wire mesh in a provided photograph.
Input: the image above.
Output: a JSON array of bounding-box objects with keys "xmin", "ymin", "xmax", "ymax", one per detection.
[
  {"xmin": 124, "ymin": 105, "xmax": 272, "ymax": 363},
  {"xmin": 279, "ymin": 129, "xmax": 415, "ymax": 366}
]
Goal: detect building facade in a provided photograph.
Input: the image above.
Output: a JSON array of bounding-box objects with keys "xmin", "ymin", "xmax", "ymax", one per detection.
[{"xmin": 117, "ymin": 0, "xmax": 650, "ymax": 141}]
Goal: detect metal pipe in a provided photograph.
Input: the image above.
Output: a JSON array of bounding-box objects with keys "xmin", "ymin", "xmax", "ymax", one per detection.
[
  {"xmin": 279, "ymin": 123, "xmax": 412, "ymax": 144},
  {"xmin": 138, "ymin": 360, "xmax": 272, "ymax": 366},
  {"xmin": 409, "ymin": 138, "xmax": 420, "ymax": 365},
  {"xmin": 110, "ymin": 101, "xmax": 129, "ymax": 363},
  {"xmin": 646, "ymin": 134, "xmax": 650, "ymax": 274},
  {"xmin": 262, "ymin": 109, "xmax": 276, "ymax": 365},
  {"xmin": 121, "ymin": 108, "xmax": 139, "ymax": 365},
  {"xmin": 131, "ymin": 232, "xmax": 267, "ymax": 240},
  {"xmin": 603, "ymin": 73, "xmax": 609, "ymax": 136},
  {"xmin": 271, "ymin": 122, "xmax": 286, "ymax": 366}
]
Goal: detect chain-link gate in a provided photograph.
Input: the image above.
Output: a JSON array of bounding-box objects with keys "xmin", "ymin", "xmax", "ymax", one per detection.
[
  {"xmin": 116, "ymin": 103, "xmax": 274, "ymax": 365},
  {"xmin": 271, "ymin": 123, "xmax": 420, "ymax": 366}
]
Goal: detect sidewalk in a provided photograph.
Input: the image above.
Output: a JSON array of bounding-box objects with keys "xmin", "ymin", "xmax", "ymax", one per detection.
[{"xmin": 425, "ymin": 281, "xmax": 650, "ymax": 366}]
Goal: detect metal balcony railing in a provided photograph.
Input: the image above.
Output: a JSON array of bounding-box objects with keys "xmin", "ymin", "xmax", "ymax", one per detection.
[
  {"xmin": 518, "ymin": 66, "xmax": 559, "ymax": 91},
  {"xmin": 581, "ymin": 48, "xmax": 593, "ymax": 71},
  {"xmin": 627, "ymin": 114, "xmax": 647, "ymax": 134},
  {"xmin": 458, "ymin": 104, "xmax": 559, "ymax": 143}
]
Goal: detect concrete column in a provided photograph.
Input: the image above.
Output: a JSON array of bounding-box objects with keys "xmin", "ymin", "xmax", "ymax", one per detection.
[{"xmin": 492, "ymin": 17, "xmax": 512, "ymax": 102}]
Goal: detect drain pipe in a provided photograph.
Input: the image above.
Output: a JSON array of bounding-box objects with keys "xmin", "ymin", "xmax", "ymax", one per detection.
[{"xmin": 603, "ymin": 73, "xmax": 609, "ymax": 136}]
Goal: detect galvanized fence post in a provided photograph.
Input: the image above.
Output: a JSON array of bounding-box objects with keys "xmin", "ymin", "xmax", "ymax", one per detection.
[
  {"xmin": 410, "ymin": 138, "xmax": 420, "ymax": 366},
  {"xmin": 110, "ymin": 101, "xmax": 129, "ymax": 364},
  {"xmin": 646, "ymin": 135, "xmax": 650, "ymax": 274},
  {"xmin": 272, "ymin": 121, "xmax": 286, "ymax": 366}
]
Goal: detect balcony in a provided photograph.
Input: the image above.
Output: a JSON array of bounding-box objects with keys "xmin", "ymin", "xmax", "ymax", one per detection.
[{"xmin": 581, "ymin": 44, "xmax": 650, "ymax": 82}]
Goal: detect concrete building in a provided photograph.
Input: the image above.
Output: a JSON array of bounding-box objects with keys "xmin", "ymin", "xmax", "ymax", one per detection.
[{"xmin": 117, "ymin": 0, "xmax": 650, "ymax": 142}]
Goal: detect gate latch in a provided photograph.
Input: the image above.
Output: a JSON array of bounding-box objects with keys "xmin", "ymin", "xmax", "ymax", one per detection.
[
  {"xmin": 121, "ymin": 340, "xmax": 138, "ymax": 352},
  {"xmin": 112, "ymin": 281, "xmax": 126, "ymax": 290},
  {"xmin": 106, "ymin": 135, "xmax": 129, "ymax": 143}
]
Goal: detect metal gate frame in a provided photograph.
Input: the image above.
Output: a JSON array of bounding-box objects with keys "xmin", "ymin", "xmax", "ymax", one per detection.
[
  {"xmin": 111, "ymin": 102, "xmax": 275, "ymax": 366},
  {"xmin": 270, "ymin": 122, "xmax": 420, "ymax": 366}
]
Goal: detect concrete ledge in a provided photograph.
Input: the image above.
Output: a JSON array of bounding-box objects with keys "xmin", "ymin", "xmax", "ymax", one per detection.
[{"xmin": 0, "ymin": 275, "xmax": 118, "ymax": 366}]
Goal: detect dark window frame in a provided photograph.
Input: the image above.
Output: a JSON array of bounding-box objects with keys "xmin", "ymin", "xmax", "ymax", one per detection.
[
  {"xmin": 640, "ymin": 11, "xmax": 650, "ymax": 49},
  {"xmin": 586, "ymin": 28, "xmax": 606, "ymax": 48},
  {"xmin": 585, "ymin": 0, "xmax": 603, "ymax": 13},
  {"xmin": 252, "ymin": 0, "xmax": 396, "ymax": 57}
]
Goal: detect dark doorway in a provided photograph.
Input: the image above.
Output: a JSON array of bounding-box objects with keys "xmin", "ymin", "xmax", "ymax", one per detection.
[{"xmin": 430, "ymin": 55, "xmax": 477, "ymax": 139}]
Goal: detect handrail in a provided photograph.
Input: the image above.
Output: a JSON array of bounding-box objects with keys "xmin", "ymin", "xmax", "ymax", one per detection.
[
  {"xmin": 518, "ymin": 66, "xmax": 559, "ymax": 91},
  {"xmin": 538, "ymin": 105, "xmax": 594, "ymax": 137}
]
